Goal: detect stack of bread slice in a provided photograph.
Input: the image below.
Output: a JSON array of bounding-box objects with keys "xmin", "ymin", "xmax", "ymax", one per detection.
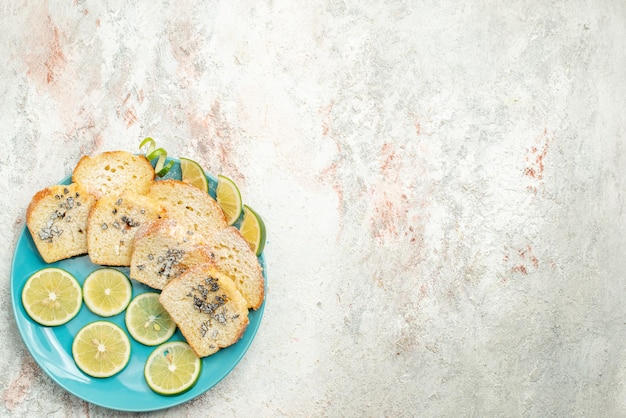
[
  {"xmin": 159, "ymin": 263, "xmax": 250, "ymax": 357},
  {"xmin": 25, "ymin": 150, "xmax": 264, "ymax": 358},
  {"xmin": 26, "ymin": 151, "xmax": 153, "ymax": 263}
]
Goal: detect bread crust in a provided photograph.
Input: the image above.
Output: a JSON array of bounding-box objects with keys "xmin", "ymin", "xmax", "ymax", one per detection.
[{"xmin": 26, "ymin": 187, "xmax": 53, "ymax": 223}]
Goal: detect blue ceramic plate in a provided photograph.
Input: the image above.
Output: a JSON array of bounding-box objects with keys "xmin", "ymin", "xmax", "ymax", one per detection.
[{"xmin": 10, "ymin": 158, "xmax": 266, "ymax": 412}]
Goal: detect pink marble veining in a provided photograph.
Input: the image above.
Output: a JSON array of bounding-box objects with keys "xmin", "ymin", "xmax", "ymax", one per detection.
[
  {"xmin": 2, "ymin": 356, "xmax": 37, "ymax": 411},
  {"xmin": 2, "ymin": 1, "xmax": 626, "ymax": 416}
]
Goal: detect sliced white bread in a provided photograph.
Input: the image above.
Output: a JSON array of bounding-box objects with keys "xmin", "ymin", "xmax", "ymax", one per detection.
[
  {"xmin": 159, "ymin": 264, "xmax": 249, "ymax": 358},
  {"xmin": 131, "ymin": 218, "xmax": 264, "ymax": 309},
  {"xmin": 26, "ymin": 183, "xmax": 96, "ymax": 263},
  {"xmin": 147, "ymin": 180, "xmax": 227, "ymax": 238},
  {"xmin": 130, "ymin": 218, "xmax": 212, "ymax": 290},
  {"xmin": 72, "ymin": 151, "xmax": 154, "ymax": 198},
  {"xmin": 204, "ymin": 227, "xmax": 265, "ymax": 310},
  {"xmin": 86, "ymin": 190, "xmax": 164, "ymax": 266}
]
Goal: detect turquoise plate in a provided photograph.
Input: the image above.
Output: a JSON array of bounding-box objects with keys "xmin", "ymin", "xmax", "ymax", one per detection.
[{"xmin": 10, "ymin": 158, "xmax": 266, "ymax": 412}]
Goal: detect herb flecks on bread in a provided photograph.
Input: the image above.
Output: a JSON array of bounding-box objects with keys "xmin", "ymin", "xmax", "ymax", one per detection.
[
  {"xmin": 26, "ymin": 183, "xmax": 96, "ymax": 263},
  {"xmin": 159, "ymin": 264, "xmax": 249, "ymax": 358},
  {"xmin": 87, "ymin": 190, "xmax": 164, "ymax": 266},
  {"xmin": 130, "ymin": 218, "xmax": 213, "ymax": 290},
  {"xmin": 203, "ymin": 227, "xmax": 265, "ymax": 310}
]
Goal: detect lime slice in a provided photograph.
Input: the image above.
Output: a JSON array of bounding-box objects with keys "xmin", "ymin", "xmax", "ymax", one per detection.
[
  {"xmin": 82, "ymin": 268, "xmax": 132, "ymax": 317},
  {"xmin": 21, "ymin": 267, "xmax": 82, "ymax": 326},
  {"xmin": 72, "ymin": 321, "xmax": 131, "ymax": 378},
  {"xmin": 180, "ymin": 157, "xmax": 209, "ymax": 193},
  {"xmin": 144, "ymin": 341, "xmax": 202, "ymax": 396},
  {"xmin": 216, "ymin": 174, "xmax": 243, "ymax": 225},
  {"xmin": 239, "ymin": 204, "xmax": 266, "ymax": 256},
  {"xmin": 125, "ymin": 293, "xmax": 177, "ymax": 346}
]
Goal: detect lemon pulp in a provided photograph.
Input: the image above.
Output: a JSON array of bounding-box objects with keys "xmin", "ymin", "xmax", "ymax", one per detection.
[
  {"xmin": 180, "ymin": 157, "xmax": 208, "ymax": 193},
  {"xmin": 72, "ymin": 321, "xmax": 131, "ymax": 378},
  {"xmin": 216, "ymin": 174, "xmax": 243, "ymax": 225},
  {"xmin": 125, "ymin": 293, "xmax": 176, "ymax": 346},
  {"xmin": 144, "ymin": 341, "xmax": 202, "ymax": 395},
  {"xmin": 21, "ymin": 267, "xmax": 82, "ymax": 326},
  {"xmin": 82, "ymin": 268, "xmax": 132, "ymax": 317},
  {"xmin": 239, "ymin": 204, "xmax": 266, "ymax": 256}
]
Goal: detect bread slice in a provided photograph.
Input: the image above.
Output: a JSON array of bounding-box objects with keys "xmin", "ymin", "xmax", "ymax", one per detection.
[
  {"xmin": 72, "ymin": 151, "xmax": 154, "ymax": 198},
  {"xmin": 130, "ymin": 218, "xmax": 212, "ymax": 290},
  {"xmin": 86, "ymin": 190, "xmax": 164, "ymax": 266},
  {"xmin": 159, "ymin": 264, "xmax": 249, "ymax": 358},
  {"xmin": 131, "ymin": 219, "xmax": 264, "ymax": 309},
  {"xmin": 147, "ymin": 180, "xmax": 227, "ymax": 238},
  {"xmin": 26, "ymin": 183, "xmax": 96, "ymax": 263},
  {"xmin": 204, "ymin": 227, "xmax": 265, "ymax": 310}
]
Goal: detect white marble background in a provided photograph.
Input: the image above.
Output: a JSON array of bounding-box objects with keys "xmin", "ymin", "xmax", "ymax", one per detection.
[{"xmin": 1, "ymin": 1, "xmax": 625, "ymax": 416}]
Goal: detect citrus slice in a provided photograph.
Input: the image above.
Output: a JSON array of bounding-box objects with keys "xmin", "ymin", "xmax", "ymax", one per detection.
[
  {"xmin": 216, "ymin": 174, "xmax": 243, "ymax": 225},
  {"xmin": 82, "ymin": 268, "xmax": 132, "ymax": 317},
  {"xmin": 72, "ymin": 321, "xmax": 131, "ymax": 378},
  {"xmin": 239, "ymin": 204, "xmax": 266, "ymax": 256},
  {"xmin": 125, "ymin": 293, "xmax": 177, "ymax": 346},
  {"xmin": 180, "ymin": 157, "xmax": 208, "ymax": 193},
  {"xmin": 21, "ymin": 267, "xmax": 82, "ymax": 326},
  {"xmin": 144, "ymin": 341, "xmax": 202, "ymax": 396}
]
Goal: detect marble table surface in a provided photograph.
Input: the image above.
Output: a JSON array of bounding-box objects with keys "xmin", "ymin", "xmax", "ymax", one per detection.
[{"xmin": 1, "ymin": 1, "xmax": 625, "ymax": 417}]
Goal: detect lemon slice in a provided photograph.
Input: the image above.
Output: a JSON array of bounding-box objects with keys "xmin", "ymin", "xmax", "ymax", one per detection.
[
  {"xmin": 82, "ymin": 268, "xmax": 132, "ymax": 317},
  {"xmin": 72, "ymin": 321, "xmax": 131, "ymax": 378},
  {"xmin": 144, "ymin": 341, "xmax": 202, "ymax": 396},
  {"xmin": 21, "ymin": 267, "xmax": 82, "ymax": 326},
  {"xmin": 216, "ymin": 174, "xmax": 243, "ymax": 225},
  {"xmin": 180, "ymin": 157, "xmax": 209, "ymax": 193},
  {"xmin": 239, "ymin": 204, "xmax": 266, "ymax": 256},
  {"xmin": 125, "ymin": 293, "xmax": 177, "ymax": 346}
]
